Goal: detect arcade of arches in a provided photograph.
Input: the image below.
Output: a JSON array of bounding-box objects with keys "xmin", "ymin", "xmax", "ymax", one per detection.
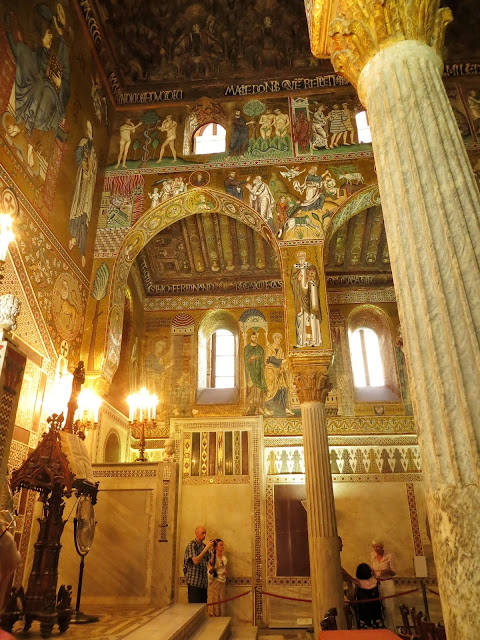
[{"xmin": 0, "ymin": 0, "xmax": 478, "ymax": 638}]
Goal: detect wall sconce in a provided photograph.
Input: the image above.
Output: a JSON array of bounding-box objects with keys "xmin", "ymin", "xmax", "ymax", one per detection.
[
  {"xmin": 0, "ymin": 213, "xmax": 14, "ymax": 280},
  {"xmin": 74, "ymin": 388, "xmax": 102, "ymax": 439},
  {"xmin": 127, "ymin": 387, "xmax": 157, "ymax": 462}
]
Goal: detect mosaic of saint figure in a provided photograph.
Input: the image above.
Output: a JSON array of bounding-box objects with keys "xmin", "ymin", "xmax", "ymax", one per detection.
[
  {"xmin": 265, "ymin": 333, "xmax": 294, "ymax": 416},
  {"xmin": 6, "ymin": 3, "xmax": 70, "ymax": 140},
  {"xmin": 290, "ymin": 251, "xmax": 322, "ymax": 348},
  {"xmin": 244, "ymin": 330, "xmax": 267, "ymax": 415},
  {"xmin": 69, "ymin": 120, "xmax": 97, "ymax": 267}
]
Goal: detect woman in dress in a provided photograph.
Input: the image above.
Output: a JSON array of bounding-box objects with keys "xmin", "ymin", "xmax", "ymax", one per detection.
[
  {"xmin": 207, "ymin": 539, "xmax": 228, "ymax": 616},
  {"xmin": 371, "ymin": 538, "xmax": 396, "ymax": 631}
]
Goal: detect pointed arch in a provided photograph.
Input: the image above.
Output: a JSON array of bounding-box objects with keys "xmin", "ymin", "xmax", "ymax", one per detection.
[{"xmin": 101, "ymin": 188, "xmax": 282, "ymax": 383}]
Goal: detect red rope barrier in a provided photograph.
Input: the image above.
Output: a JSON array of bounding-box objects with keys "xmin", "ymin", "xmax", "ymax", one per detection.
[
  {"xmin": 207, "ymin": 588, "xmax": 253, "ymax": 606},
  {"xmin": 426, "ymin": 587, "xmax": 440, "ymax": 596},
  {"xmin": 261, "ymin": 590, "xmax": 312, "ymax": 603},
  {"xmin": 207, "ymin": 584, "xmax": 422, "ymax": 607},
  {"xmin": 346, "ymin": 587, "xmax": 420, "ymax": 604}
]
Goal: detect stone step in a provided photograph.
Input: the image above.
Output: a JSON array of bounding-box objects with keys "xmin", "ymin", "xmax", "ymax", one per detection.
[
  {"xmin": 189, "ymin": 616, "xmax": 232, "ymax": 640},
  {"xmin": 229, "ymin": 624, "xmax": 258, "ymax": 640},
  {"xmin": 123, "ymin": 603, "xmax": 206, "ymax": 640}
]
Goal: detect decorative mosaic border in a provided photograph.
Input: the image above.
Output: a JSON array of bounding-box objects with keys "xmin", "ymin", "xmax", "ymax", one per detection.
[
  {"xmin": 406, "ymin": 483, "xmax": 424, "ymax": 556},
  {"xmin": 328, "ymin": 289, "xmax": 396, "ymax": 304},
  {"xmin": 178, "ymin": 576, "xmax": 253, "ymax": 586},
  {"xmin": 268, "ymin": 473, "xmax": 423, "ymax": 484},
  {"xmin": 92, "ymin": 468, "xmax": 157, "ymax": 477},
  {"xmin": 266, "ymin": 444, "xmax": 421, "ymax": 475},
  {"xmin": 264, "ymin": 416, "xmax": 417, "ymax": 436},
  {"xmin": 264, "ymin": 435, "xmax": 419, "ymax": 447},
  {"xmin": 105, "ymin": 150, "xmax": 375, "ymax": 176},
  {"xmin": 0, "ymin": 166, "xmax": 88, "ymax": 288},
  {"xmin": 182, "ymin": 475, "xmax": 250, "ymax": 485},
  {"xmin": 9, "ymin": 244, "xmax": 56, "ymax": 366},
  {"xmin": 140, "ymin": 288, "xmax": 395, "ymax": 311},
  {"xmin": 327, "ymin": 416, "xmax": 417, "ymax": 434},
  {"xmin": 144, "ymin": 293, "xmax": 284, "ymax": 311},
  {"xmin": 327, "ymin": 435, "xmax": 418, "ymax": 446}
]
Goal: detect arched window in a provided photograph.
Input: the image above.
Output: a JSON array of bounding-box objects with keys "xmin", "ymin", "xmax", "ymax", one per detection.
[
  {"xmin": 194, "ymin": 123, "xmax": 226, "ymax": 155},
  {"xmin": 347, "ymin": 306, "xmax": 401, "ymax": 402},
  {"xmin": 355, "ymin": 110, "xmax": 372, "ymax": 144},
  {"xmin": 197, "ymin": 311, "xmax": 239, "ymax": 404},
  {"xmin": 349, "ymin": 327, "xmax": 385, "ymax": 387},
  {"xmin": 207, "ymin": 329, "xmax": 235, "ymax": 388}
]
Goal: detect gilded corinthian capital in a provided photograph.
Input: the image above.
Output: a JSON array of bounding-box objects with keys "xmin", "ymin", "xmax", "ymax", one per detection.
[
  {"xmin": 290, "ymin": 357, "xmax": 332, "ymax": 404},
  {"xmin": 328, "ymin": 0, "xmax": 453, "ymax": 88}
]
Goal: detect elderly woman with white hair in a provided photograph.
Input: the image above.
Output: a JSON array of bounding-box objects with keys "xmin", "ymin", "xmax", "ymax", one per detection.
[{"xmin": 371, "ymin": 538, "xmax": 396, "ymax": 631}]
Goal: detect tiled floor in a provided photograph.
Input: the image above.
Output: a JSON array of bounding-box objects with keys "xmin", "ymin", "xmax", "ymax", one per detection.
[{"xmin": 4, "ymin": 606, "xmax": 315, "ymax": 640}]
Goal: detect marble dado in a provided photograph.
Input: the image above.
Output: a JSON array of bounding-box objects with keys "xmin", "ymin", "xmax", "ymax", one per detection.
[
  {"xmin": 265, "ymin": 444, "xmax": 421, "ymax": 475},
  {"xmin": 264, "ymin": 416, "xmax": 416, "ymax": 435}
]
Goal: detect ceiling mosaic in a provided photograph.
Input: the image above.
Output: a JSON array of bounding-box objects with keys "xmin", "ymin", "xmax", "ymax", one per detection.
[
  {"xmin": 82, "ymin": 0, "xmax": 480, "ymax": 104},
  {"xmin": 137, "ymin": 213, "xmax": 281, "ymax": 296},
  {"xmin": 325, "ymin": 205, "xmax": 389, "ymax": 269},
  {"xmin": 82, "ymin": 0, "xmax": 332, "ymax": 99}
]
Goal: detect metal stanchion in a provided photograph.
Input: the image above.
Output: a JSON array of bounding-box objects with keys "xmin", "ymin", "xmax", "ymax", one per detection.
[{"xmin": 420, "ymin": 579, "xmax": 430, "ymax": 621}]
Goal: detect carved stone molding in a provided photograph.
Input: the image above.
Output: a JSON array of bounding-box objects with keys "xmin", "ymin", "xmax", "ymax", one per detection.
[
  {"xmin": 329, "ymin": 0, "xmax": 453, "ymax": 89},
  {"xmin": 289, "ymin": 358, "xmax": 332, "ymax": 404}
]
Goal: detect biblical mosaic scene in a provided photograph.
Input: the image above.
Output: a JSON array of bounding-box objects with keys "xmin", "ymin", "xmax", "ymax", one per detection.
[{"xmin": 0, "ymin": 0, "xmax": 478, "ymax": 639}]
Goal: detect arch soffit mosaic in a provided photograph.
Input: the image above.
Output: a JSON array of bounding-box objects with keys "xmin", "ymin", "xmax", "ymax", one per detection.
[
  {"xmin": 102, "ymin": 188, "xmax": 282, "ymax": 382},
  {"xmin": 323, "ymin": 183, "xmax": 381, "ymax": 254}
]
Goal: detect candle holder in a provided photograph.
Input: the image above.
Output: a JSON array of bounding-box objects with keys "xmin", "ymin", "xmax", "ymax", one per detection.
[
  {"xmin": 73, "ymin": 388, "xmax": 102, "ymax": 440},
  {"xmin": 127, "ymin": 388, "xmax": 158, "ymax": 462}
]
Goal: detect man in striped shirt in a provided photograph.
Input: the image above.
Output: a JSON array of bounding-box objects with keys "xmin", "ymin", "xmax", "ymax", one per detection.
[{"xmin": 184, "ymin": 526, "xmax": 214, "ymax": 603}]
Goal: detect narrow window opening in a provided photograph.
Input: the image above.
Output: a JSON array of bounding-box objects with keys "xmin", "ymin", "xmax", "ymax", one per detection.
[
  {"xmin": 350, "ymin": 328, "xmax": 384, "ymax": 387},
  {"xmin": 208, "ymin": 329, "xmax": 235, "ymax": 388},
  {"xmin": 355, "ymin": 110, "xmax": 372, "ymax": 144},
  {"xmin": 194, "ymin": 122, "xmax": 226, "ymax": 155}
]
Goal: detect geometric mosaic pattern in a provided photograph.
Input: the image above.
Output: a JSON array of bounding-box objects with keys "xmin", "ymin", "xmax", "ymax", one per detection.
[
  {"xmin": 406, "ymin": 482, "xmax": 424, "ymax": 556},
  {"xmin": 264, "ymin": 415, "xmax": 417, "ymax": 436},
  {"xmin": 265, "ymin": 444, "xmax": 421, "ymax": 475}
]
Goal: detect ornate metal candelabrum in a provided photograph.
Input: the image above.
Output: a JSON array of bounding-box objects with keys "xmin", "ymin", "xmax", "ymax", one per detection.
[
  {"xmin": 127, "ymin": 387, "xmax": 157, "ymax": 462},
  {"xmin": 0, "ymin": 363, "xmax": 99, "ymax": 639},
  {"xmin": 72, "ymin": 388, "xmax": 102, "ymax": 445}
]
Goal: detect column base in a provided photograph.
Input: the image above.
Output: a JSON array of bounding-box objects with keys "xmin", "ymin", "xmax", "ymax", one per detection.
[{"xmin": 309, "ymin": 535, "xmax": 346, "ymax": 631}]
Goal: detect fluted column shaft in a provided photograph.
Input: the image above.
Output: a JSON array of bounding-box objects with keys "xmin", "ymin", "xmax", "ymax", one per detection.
[
  {"xmin": 292, "ymin": 361, "xmax": 345, "ymax": 634},
  {"xmin": 358, "ymin": 41, "xmax": 480, "ymax": 639}
]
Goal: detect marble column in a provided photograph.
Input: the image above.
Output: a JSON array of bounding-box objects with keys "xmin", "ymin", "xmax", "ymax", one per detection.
[
  {"xmin": 328, "ymin": 2, "xmax": 480, "ymax": 638},
  {"xmin": 291, "ymin": 359, "xmax": 346, "ymax": 634}
]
